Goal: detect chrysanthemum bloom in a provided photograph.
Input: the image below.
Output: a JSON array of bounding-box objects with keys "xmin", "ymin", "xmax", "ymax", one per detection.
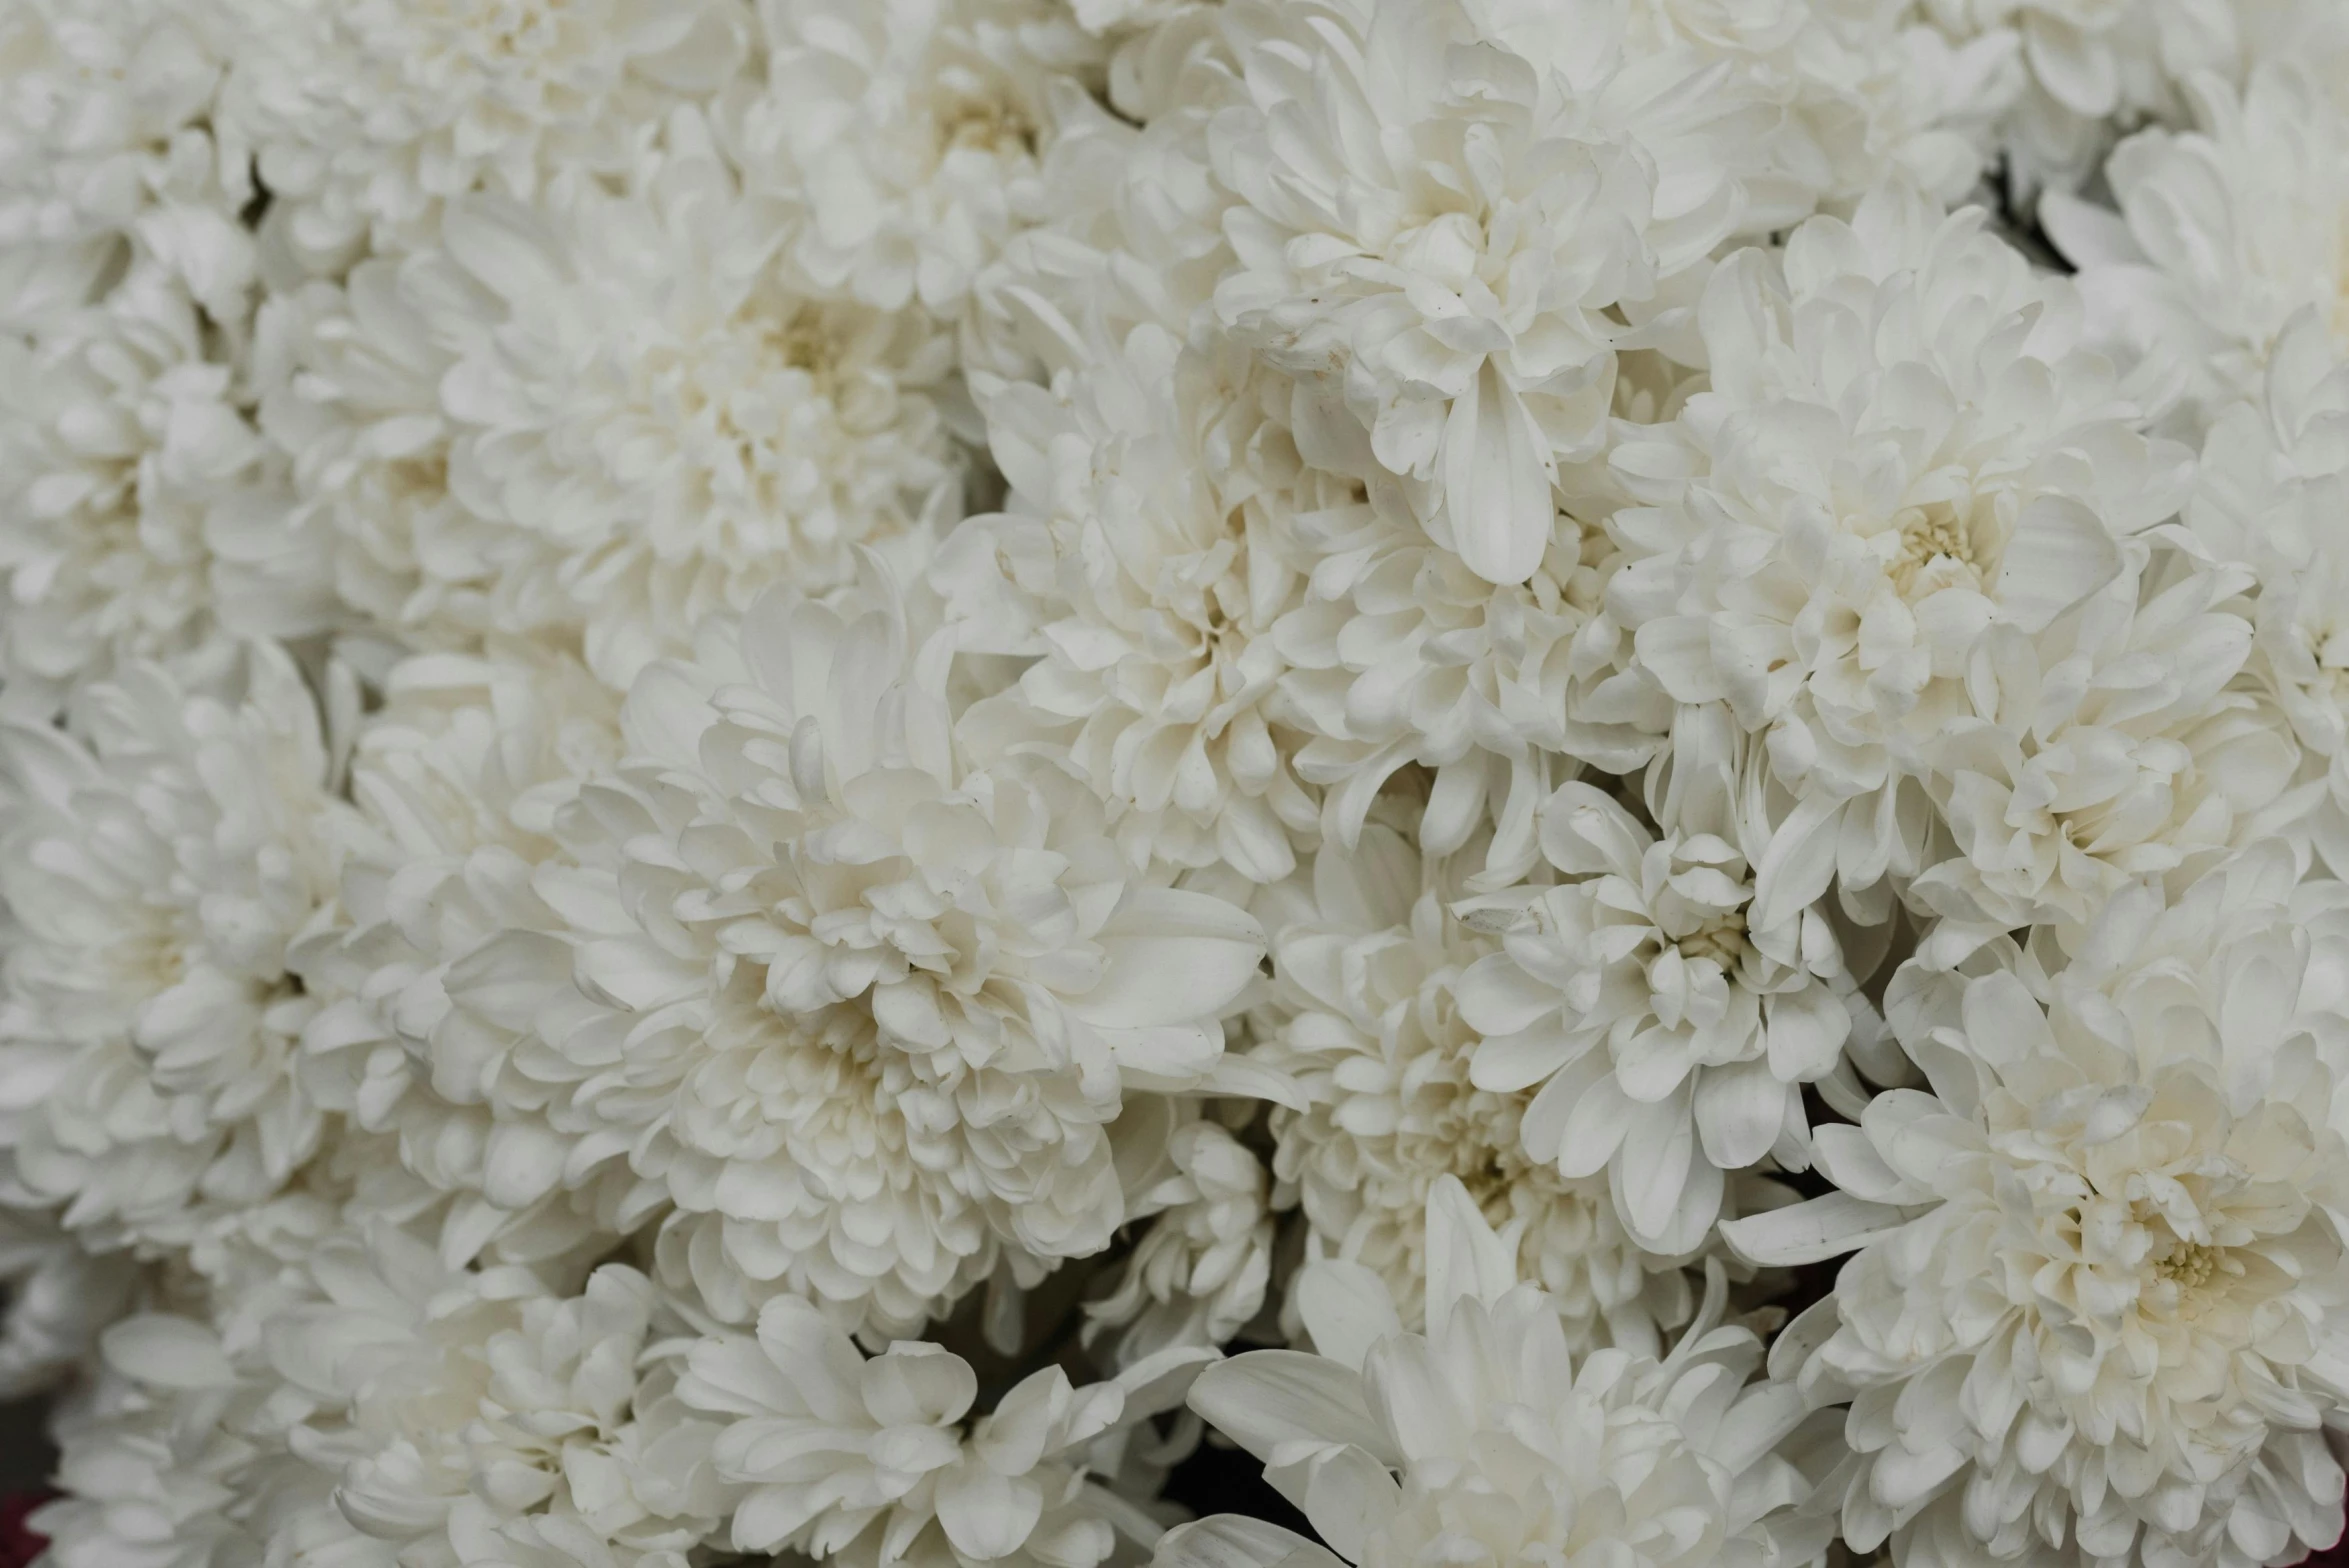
[
  {"xmin": 678, "ymin": 1291, "xmax": 1213, "ymax": 1567},
  {"xmin": 1270, "ymin": 450, "xmax": 1669, "ymax": 887},
  {"xmin": 1084, "ymin": 1109, "xmax": 1274, "ymax": 1366},
  {"xmin": 0, "ymin": 0, "xmax": 257, "ymax": 324},
  {"xmin": 257, "ymin": 123, "xmax": 964, "ymax": 686},
  {"xmin": 1907, "ymin": 557, "xmax": 2303, "ymax": 945},
  {"xmin": 720, "ymin": 0, "xmax": 1106, "ymax": 320},
  {"xmin": 1728, "ymin": 845, "xmax": 2349, "ymax": 1568},
  {"xmin": 1260, "ymin": 823, "xmax": 1727, "ymax": 1343},
  {"xmin": 1611, "ymin": 0, "xmax": 2005, "ymax": 212},
  {"xmin": 0, "ymin": 259, "xmax": 329, "ymax": 717},
  {"xmin": 1205, "ymin": 0, "xmax": 1782, "ymax": 588},
  {"xmin": 267, "ymin": 1244, "xmax": 735, "ymax": 1568},
  {"xmin": 1609, "ymin": 188, "xmax": 2194, "ymax": 925},
  {"xmin": 2046, "ymin": 63, "xmax": 2349, "ymax": 428},
  {"xmin": 218, "ymin": 0, "xmax": 747, "ymax": 266},
  {"xmin": 291, "ymin": 638, "xmax": 639, "ymax": 1269},
  {"xmin": 1912, "ymin": 0, "xmax": 2240, "ymax": 191},
  {"xmin": 2190, "ymin": 310, "xmax": 2349, "ymax": 876},
  {"xmin": 965, "ymin": 0, "xmax": 1682, "ymax": 885},
  {"xmin": 33, "ymin": 1308, "xmax": 356, "ymax": 1568},
  {"xmin": 0, "ymin": 645, "xmax": 350, "ymax": 1260},
  {"xmin": 1453, "ymin": 745, "xmax": 1864, "ymax": 1254},
  {"xmin": 1169, "ymin": 1176, "xmax": 1840, "ymax": 1568},
  {"xmin": 962, "ymin": 322, "xmax": 1321, "ymax": 884},
  {"xmin": 413, "ymin": 565, "xmax": 1269, "ymax": 1336}
]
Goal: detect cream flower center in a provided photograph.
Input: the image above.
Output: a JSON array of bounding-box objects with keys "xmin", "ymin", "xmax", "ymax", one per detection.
[
  {"xmin": 1886, "ymin": 503, "xmax": 1994, "ymax": 601},
  {"xmin": 1672, "ymin": 911, "xmax": 1749, "ymax": 968},
  {"xmin": 937, "ymin": 94, "xmax": 1036, "ymax": 159},
  {"xmin": 2151, "ymin": 1237, "xmax": 2228, "ymax": 1294}
]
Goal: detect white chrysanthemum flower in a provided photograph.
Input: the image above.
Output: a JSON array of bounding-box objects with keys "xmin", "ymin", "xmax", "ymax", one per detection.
[
  {"xmin": 720, "ymin": 0, "xmax": 1105, "ymax": 319},
  {"xmin": 257, "ymin": 126, "xmax": 964, "ymax": 685},
  {"xmin": 1609, "ymin": 189, "xmax": 2193, "ymax": 912},
  {"xmin": 1259, "ymin": 824, "xmax": 1720, "ymax": 1345},
  {"xmin": 249, "ymin": 266, "xmax": 473, "ymax": 639},
  {"xmin": 35, "ymin": 1309, "xmax": 366, "ymax": 1568},
  {"xmin": 955, "ymin": 75, "xmax": 1205, "ymax": 381},
  {"xmin": 1171, "ymin": 1177, "xmax": 1838, "ymax": 1568},
  {"xmin": 678, "ymin": 1291, "xmax": 1213, "ymax": 1566},
  {"xmin": 1729, "ymin": 844, "xmax": 2349, "ymax": 1568},
  {"xmin": 290, "ymin": 638, "xmax": 630, "ymax": 1267},
  {"xmin": 961, "ymin": 322, "xmax": 1321, "ymax": 883},
  {"xmin": 1908, "ymin": 560, "xmax": 2303, "ymax": 941},
  {"xmin": 1084, "ymin": 1112, "xmax": 1273, "ymax": 1364},
  {"xmin": 268, "ymin": 1242, "xmax": 733, "ymax": 1568},
  {"xmin": 0, "ymin": 259, "xmax": 328, "ymax": 717},
  {"xmin": 0, "ymin": 0, "xmax": 256, "ymax": 323},
  {"xmin": 2046, "ymin": 64, "xmax": 2349, "ymax": 427},
  {"xmin": 1271, "ymin": 472, "xmax": 1667, "ymax": 884},
  {"xmin": 0, "ymin": 645, "xmax": 349, "ymax": 1257},
  {"xmin": 1451, "ymin": 745, "xmax": 1862, "ymax": 1255},
  {"xmin": 1626, "ymin": 0, "xmax": 2009, "ymax": 210},
  {"xmin": 2190, "ymin": 311, "xmax": 2349, "ymax": 876},
  {"xmin": 412, "ymin": 568, "xmax": 1268, "ymax": 1336},
  {"xmin": 1205, "ymin": 0, "xmax": 1782, "ymax": 587},
  {"xmin": 966, "ymin": 5, "xmax": 1668, "ymax": 886},
  {"xmin": 1916, "ymin": 0, "xmax": 2239, "ymax": 190},
  {"xmin": 218, "ymin": 0, "xmax": 748, "ymax": 266}
]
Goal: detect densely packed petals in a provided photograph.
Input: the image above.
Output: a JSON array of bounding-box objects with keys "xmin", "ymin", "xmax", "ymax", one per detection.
[
  {"xmin": 1171, "ymin": 1180, "xmax": 1839, "ymax": 1568},
  {"xmin": 10, "ymin": 2, "xmax": 2349, "ymax": 1566},
  {"xmin": 1729, "ymin": 847, "xmax": 2349, "ymax": 1568}
]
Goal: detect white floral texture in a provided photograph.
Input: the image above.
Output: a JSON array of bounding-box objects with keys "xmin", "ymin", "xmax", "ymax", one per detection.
[
  {"xmin": 0, "ymin": 0, "xmax": 260, "ymax": 328},
  {"xmin": 2046, "ymin": 63, "xmax": 2349, "ymax": 426},
  {"xmin": 720, "ymin": 0, "xmax": 1105, "ymax": 319},
  {"xmin": 1084, "ymin": 1110, "xmax": 1274, "ymax": 1364},
  {"xmin": 679, "ymin": 1291, "xmax": 1210, "ymax": 1567},
  {"xmin": 399, "ymin": 568, "xmax": 1269, "ymax": 1337},
  {"xmin": 288, "ymin": 636, "xmax": 624, "ymax": 1241},
  {"xmin": 962, "ymin": 323, "xmax": 1319, "ymax": 883},
  {"xmin": 1626, "ymin": 0, "xmax": 2010, "ymax": 211},
  {"xmin": 1608, "ymin": 188, "xmax": 2196, "ymax": 920},
  {"xmin": 1205, "ymin": 0, "xmax": 1782, "ymax": 587},
  {"xmin": 1728, "ymin": 846, "xmax": 2349, "ymax": 1568},
  {"xmin": 2190, "ymin": 311, "xmax": 2349, "ymax": 876},
  {"xmin": 270, "ymin": 1243, "xmax": 734, "ymax": 1568},
  {"xmin": 1169, "ymin": 1178, "xmax": 1839, "ymax": 1568},
  {"xmin": 1916, "ymin": 0, "xmax": 2241, "ymax": 189},
  {"xmin": 16, "ymin": 1, "xmax": 2349, "ymax": 1566},
  {"xmin": 0, "ymin": 645, "xmax": 347, "ymax": 1259},
  {"xmin": 1, "ymin": 259, "xmax": 327, "ymax": 716},
  {"xmin": 33, "ymin": 1308, "xmax": 361, "ymax": 1568},
  {"xmin": 1260, "ymin": 823, "xmax": 1725, "ymax": 1346},
  {"xmin": 256, "ymin": 125, "xmax": 963, "ymax": 684},
  {"xmin": 219, "ymin": 0, "xmax": 748, "ymax": 265},
  {"xmin": 1453, "ymin": 763, "xmax": 1862, "ymax": 1255},
  {"xmin": 1907, "ymin": 555, "xmax": 2303, "ymax": 945}
]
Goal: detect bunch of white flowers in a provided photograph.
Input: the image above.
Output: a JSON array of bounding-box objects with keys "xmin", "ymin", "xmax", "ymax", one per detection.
[{"xmin": 6, "ymin": 1, "xmax": 2349, "ymax": 1566}]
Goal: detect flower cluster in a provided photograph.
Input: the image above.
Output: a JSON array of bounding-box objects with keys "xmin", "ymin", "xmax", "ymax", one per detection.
[{"xmin": 5, "ymin": 2, "xmax": 2349, "ymax": 1567}]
